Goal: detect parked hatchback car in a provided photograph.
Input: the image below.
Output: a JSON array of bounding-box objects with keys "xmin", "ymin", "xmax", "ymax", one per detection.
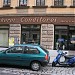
[{"xmin": 0, "ymin": 44, "xmax": 50, "ymax": 71}]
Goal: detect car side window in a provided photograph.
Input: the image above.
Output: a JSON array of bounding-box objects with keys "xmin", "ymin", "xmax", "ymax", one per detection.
[
  {"xmin": 7, "ymin": 46, "xmax": 23, "ymax": 53},
  {"xmin": 24, "ymin": 47, "xmax": 39, "ymax": 54}
]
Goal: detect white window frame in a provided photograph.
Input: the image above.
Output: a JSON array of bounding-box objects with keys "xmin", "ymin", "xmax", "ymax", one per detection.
[{"xmin": 19, "ymin": 0, "xmax": 27, "ymax": 6}]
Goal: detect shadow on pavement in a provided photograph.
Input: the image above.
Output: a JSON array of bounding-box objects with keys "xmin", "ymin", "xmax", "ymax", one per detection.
[{"xmin": 0, "ymin": 64, "xmax": 31, "ymax": 70}]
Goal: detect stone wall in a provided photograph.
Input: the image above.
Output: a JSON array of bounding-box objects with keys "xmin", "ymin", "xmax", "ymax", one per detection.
[
  {"xmin": 41, "ymin": 24, "xmax": 54, "ymax": 50},
  {"xmin": 9, "ymin": 24, "xmax": 21, "ymax": 45}
]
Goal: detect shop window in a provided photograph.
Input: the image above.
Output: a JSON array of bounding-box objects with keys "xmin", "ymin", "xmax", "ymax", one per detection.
[
  {"xmin": 54, "ymin": 26, "xmax": 68, "ymax": 50},
  {"xmin": 36, "ymin": 0, "xmax": 45, "ymax": 6},
  {"xmin": 19, "ymin": 0, "xmax": 27, "ymax": 6},
  {"xmin": 21, "ymin": 25, "xmax": 40, "ymax": 45},
  {"xmin": 3, "ymin": 0, "xmax": 11, "ymax": 7},
  {"xmin": 54, "ymin": 0, "xmax": 63, "ymax": 6},
  {"xmin": 69, "ymin": 26, "xmax": 75, "ymax": 50},
  {"xmin": 55, "ymin": 26, "xmax": 75, "ymax": 50}
]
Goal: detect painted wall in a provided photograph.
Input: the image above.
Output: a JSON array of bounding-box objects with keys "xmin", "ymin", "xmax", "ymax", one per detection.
[{"xmin": 0, "ymin": 0, "xmax": 74, "ymax": 15}]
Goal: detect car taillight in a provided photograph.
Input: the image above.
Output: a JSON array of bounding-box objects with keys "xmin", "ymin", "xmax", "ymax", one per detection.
[{"xmin": 45, "ymin": 54, "xmax": 48, "ymax": 60}]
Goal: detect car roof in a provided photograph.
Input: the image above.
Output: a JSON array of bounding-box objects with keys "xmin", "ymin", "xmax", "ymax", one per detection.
[{"xmin": 14, "ymin": 44, "xmax": 40, "ymax": 47}]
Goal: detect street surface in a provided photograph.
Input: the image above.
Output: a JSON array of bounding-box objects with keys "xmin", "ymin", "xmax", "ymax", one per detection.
[{"xmin": 0, "ymin": 64, "xmax": 75, "ymax": 75}]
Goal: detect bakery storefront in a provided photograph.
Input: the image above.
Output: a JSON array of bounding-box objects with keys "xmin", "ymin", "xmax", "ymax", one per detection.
[{"xmin": 0, "ymin": 15, "xmax": 75, "ymax": 50}]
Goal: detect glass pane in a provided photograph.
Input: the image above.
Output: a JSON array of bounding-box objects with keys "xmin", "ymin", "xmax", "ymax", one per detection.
[
  {"xmin": 8, "ymin": 46, "xmax": 23, "ymax": 53},
  {"xmin": 36, "ymin": 0, "xmax": 40, "ymax": 6},
  {"xmin": 55, "ymin": 26, "xmax": 68, "ymax": 50},
  {"xmin": 54, "ymin": 0, "xmax": 59, "ymax": 6},
  {"xmin": 20, "ymin": 0, "xmax": 27, "ymax": 6},
  {"xmin": 22, "ymin": 25, "xmax": 40, "ymax": 45},
  {"xmin": 3, "ymin": 0, "xmax": 10, "ymax": 5},
  {"xmin": 73, "ymin": 0, "xmax": 75, "ymax": 6},
  {"xmin": 41, "ymin": 0, "xmax": 45, "ymax": 6},
  {"xmin": 69, "ymin": 26, "xmax": 75, "ymax": 50},
  {"xmin": 54, "ymin": 0, "xmax": 63, "ymax": 6},
  {"xmin": 59, "ymin": 0, "xmax": 63, "ymax": 6}
]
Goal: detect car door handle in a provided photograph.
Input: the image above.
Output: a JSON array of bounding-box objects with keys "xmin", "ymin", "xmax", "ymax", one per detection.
[{"xmin": 17, "ymin": 56, "xmax": 20, "ymax": 57}]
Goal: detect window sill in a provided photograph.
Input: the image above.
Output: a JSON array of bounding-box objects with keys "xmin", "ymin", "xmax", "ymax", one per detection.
[
  {"xmin": 32, "ymin": 6, "xmax": 48, "ymax": 8},
  {"xmin": 51, "ymin": 6, "xmax": 67, "ymax": 8},
  {"xmin": 0, "ymin": 7, "xmax": 13, "ymax": 9},
  {"xmin": 15, "ymin": 6, "xmax": 30, "ymax": 9},
  {"xmin": 70, "ymin": 6, "xmax": 75, "ymax": 8}
]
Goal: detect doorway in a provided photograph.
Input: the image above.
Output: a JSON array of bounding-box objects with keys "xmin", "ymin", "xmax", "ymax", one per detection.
[{"xmin": 54, "ymin": 26, "xmax": 68, "ymax": 50}]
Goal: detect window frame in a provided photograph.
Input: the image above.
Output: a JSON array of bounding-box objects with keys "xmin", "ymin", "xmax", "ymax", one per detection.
[
  {"xmin": 54, "ymin": 0, "xmax": 64, "ymax": 6},
  {"xmin": 73, "ymin": 0, "xmax": 75, "ymax": 6},
  {"xmin": 36, "ymin": 0, "xmax": 45, "ymax": 6},
  {"xmin": 24, "ymin": 46, "xmax": 40, "ymax": 54},
  {"xmin": 6, "ymin": 46, "xmax": 24, "ymax": 54},
  {"xmin": 19, "ymin": 0, "xmax": 27, "ymax": 6},
  {"xmin": 3, "ymin": 0, "xmax": 11, "ymax": 7}
]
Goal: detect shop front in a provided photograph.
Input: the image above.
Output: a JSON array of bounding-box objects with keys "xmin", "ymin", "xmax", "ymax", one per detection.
[
  {"xmin": 0, "ymin": 15, "xmax": 75, "ymax": 50},
  {"xmin": 55, "ymin": 25, "xmax": 75, "ymax": 50}
]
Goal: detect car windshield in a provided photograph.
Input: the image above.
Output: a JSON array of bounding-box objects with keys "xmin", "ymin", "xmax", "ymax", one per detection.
[{"xmin": 40, "ymin": 46, "xmax": 48, "ymax": 53}]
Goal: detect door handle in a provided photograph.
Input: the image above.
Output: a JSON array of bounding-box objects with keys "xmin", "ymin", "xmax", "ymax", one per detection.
[{"xmin": 17, "ymin": 56, "xmax": 20, "ymax": 57}]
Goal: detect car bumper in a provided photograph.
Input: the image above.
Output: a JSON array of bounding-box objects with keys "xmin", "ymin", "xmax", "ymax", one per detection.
[{"xmin": 41, "ymin": 57, "xmax": 50, "ymax": 66}]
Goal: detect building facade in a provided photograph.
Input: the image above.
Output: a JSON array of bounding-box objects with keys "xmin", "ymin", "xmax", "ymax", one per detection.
[{"xmin": 0, "ymin": 0, "xmax": 75, "ymax": 50}]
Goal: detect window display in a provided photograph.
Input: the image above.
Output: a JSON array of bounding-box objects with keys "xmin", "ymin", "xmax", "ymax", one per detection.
[{"xmin": 55, "ymin": 26, "xmax": 75, "ymax": 50}]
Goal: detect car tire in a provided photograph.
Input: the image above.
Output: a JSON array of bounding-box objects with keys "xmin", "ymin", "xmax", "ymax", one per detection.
[
  {"xmin": 52, "ymin": 62, "xmax": 56, "ymax": 67},
  {"xmin": 30, "ymin": 61, "xmax": 41, "ymax": 71}
]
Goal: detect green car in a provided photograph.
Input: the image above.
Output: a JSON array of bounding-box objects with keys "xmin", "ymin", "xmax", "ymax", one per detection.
[{"xmin": 0, "ymin": 44, "xmax": 50, "ymax": 71}]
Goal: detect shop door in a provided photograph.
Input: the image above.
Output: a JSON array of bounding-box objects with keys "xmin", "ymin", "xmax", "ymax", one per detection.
[
  {"xmin": 0, "ymin": 30, "xmax": 8, "ymax": 47},
  {"xmin": 55, "ymin": 26, "xmax": 68, "ymax": 50},
  {"xmin": 69, "ymin": 26, "xmax": 75, "ymax": 50}
]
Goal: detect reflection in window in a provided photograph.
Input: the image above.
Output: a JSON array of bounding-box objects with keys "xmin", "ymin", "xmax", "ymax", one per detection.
[
  {"xmin": 19, "ymin": 0, "xmax": 27, "ymax": 6},
  {"xmin": 3, "ymin": 0, "xmax": 11, "ymax": 6},
  {"xmin": 7, "ymin": 46, "xmax": 23, "ymax": 53},
  {"xmin": 54, "ymin": 0, "xmax": 63, "ymax": 6},
  {"xmin": 24, "ymin": 47, "xmax": 39, "ymax": 54},
  {"xmin": 73, "ymin": 0, "xmax": 75, "ymax": 6},
  {"xmin": 36, "ymin": 0, "xmax": 45, "ymax": 6}
]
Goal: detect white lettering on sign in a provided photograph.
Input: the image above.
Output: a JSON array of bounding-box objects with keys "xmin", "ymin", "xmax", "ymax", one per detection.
[{"xmin": 0, "ymin": 18, "xmax": 15, "ymax": 23}]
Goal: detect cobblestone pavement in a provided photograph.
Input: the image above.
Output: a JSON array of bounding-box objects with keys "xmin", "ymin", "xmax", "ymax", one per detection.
[{"xmin": 0, "ymin": 64, "xmax": 75, "ymax": 75}]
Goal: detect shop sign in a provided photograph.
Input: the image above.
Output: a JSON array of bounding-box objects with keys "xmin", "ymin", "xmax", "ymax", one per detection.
[{"xmin": 0, "ymin": 16, "xmax": 75, "ymax": 24}]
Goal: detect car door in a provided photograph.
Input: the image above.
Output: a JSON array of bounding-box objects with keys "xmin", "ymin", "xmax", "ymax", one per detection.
[
  {"xmin": 22, "ymin": 46, "xmax": 40, "ymax": 66},
  {"xmin": 0, "ymin": 46, "xmax": 24, "ymax": 65}
]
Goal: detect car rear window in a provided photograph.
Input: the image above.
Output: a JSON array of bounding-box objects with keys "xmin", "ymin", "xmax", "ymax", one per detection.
[{"xmin": 40, "ymin": 46, "xmax": 48, "ymax": 53}]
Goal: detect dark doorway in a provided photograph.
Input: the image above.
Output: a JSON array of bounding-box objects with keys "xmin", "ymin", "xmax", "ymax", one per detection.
[
  {"xmin": 54, "ymin": 25, "xmax": 75, "ymax": 50},
  {"xmin": 54, "ymin": 26, "xmax": 69, "ymax": 50}
]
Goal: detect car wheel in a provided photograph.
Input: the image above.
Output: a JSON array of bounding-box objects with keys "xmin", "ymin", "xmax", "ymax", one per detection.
[
  {"xmin": 30, "ymin": 61, "xmax": 41, "ymax": 71},
  {"xmin": 52, "ymin": 62, "xmax": 56, "ymax": 67}
]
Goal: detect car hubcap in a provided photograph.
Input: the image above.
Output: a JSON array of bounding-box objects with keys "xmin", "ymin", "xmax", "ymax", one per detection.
[{"xmin": 32, "ymin": 63, "xmax": 39, "ymax": 70}]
